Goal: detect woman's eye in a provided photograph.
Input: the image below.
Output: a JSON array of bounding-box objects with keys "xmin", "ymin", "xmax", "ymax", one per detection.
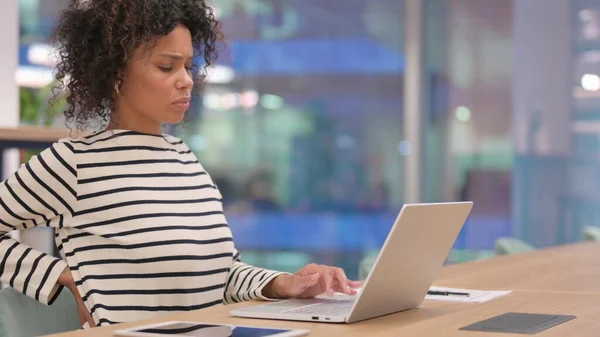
[{"xmin": 158, "ymin": 66, "xmax": 172, "ymax": 72}]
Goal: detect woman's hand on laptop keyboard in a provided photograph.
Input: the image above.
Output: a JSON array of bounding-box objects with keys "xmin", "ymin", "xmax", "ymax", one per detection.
[{"xmin": 265, "ymin": 263, "xmax": 361, "ymax": 299}]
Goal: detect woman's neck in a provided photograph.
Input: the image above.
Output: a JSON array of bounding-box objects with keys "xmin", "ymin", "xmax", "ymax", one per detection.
[{"xmin": 109, "ymin": 107, "xmax": 163, "ymax": 135}]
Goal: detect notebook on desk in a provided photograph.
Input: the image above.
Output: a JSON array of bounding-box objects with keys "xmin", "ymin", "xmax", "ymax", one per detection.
[{"xmin": 230, "ymin": 202, "xmax": 473, "ymax": 324}]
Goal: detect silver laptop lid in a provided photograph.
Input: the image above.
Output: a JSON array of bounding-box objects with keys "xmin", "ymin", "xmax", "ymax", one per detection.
[{"xmin": 346, "ymin": 202, "xmax": 473, "ymax": 323}]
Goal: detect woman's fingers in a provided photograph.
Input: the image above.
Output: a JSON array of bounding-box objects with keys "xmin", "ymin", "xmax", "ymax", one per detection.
[
  {"xmin": 348, "ymin": 280, "xmax": 362, "ymax": 288},
  {"xmin": 331, "ymin": 267, "xmax": 352, "ymax": 294},
  {"xmin": 323, "ymin": 270, "xmax": 335, "ymax": 296},
  {"xmin": 331, "ymin": 278, "xmax": 359, "ymax": 295},
  {"xmin": 294, "ymin": 263, "xmax": 361, "ymax": 298},
  {"xmin": 70, "ymin": 286, "xmax": 96, "ymax": 328},
  {"xmin": 84, "ymin": 307, "xmax": 96, "ymax": 328}
]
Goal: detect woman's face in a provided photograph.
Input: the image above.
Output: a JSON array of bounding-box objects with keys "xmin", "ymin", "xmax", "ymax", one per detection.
[{"xmin": 115, "ymin": 24, "xmax": 194, "ymax": 131}]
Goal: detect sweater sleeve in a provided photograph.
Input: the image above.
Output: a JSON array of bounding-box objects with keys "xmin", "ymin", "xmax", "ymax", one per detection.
[
  {"xmin": 0, "ymin": 141, "xmax": 76, "ymax": 305},
  {"xmin": 223, "ymin": 249, "xmax": 289, "ymax": 304}
]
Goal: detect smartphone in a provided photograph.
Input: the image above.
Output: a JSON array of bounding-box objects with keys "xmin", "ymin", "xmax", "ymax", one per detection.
[{"xmin": 113, "ymin": 321, "xmax": 310, "ymax": 337}]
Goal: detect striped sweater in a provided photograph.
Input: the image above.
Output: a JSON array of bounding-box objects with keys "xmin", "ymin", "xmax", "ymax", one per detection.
[{"xmin": 0, "ymin": 129, "xmax": 284, "ymax": 326}]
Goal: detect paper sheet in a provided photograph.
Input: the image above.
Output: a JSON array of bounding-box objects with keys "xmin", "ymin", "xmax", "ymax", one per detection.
[
  {"xmin": 330, "ymin": 286, "xmax": 511, "ymax": 303},
  {"xmin": 425, "ymin": 286, "xmax": 512, "ymax": 303}
]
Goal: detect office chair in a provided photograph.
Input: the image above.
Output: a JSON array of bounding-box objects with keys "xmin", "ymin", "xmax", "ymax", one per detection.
[
  {"xmin": 0, "ymin": 287, "xmax": 80, "ymax": 337},
  {"xmin": 582, "ymin": 226, "xmax": 600, "ymax": 241},
  {"xmin": 494, "ymin": 237, "xmax": 535, "ymax": 255}
]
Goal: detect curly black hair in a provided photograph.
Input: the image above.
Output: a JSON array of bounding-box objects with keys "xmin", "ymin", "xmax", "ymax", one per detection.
[{"xmin": 52, "ymin": 0, "xmax": 222, "ymax": 130}]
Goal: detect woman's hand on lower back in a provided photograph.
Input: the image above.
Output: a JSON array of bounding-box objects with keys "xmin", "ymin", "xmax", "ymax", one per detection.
[{"xmin": 58, "ymin": 267, "xmax": 96, "ymax": 328}]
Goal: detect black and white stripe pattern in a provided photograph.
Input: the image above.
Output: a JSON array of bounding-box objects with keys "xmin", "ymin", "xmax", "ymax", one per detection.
[{"xmin": 0, "ymin": 130, "xmax": 284, "ymax": 326}]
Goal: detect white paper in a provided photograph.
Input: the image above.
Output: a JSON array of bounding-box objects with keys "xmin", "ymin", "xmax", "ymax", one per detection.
[{"xmin": 425, "ymin": 286, "xmax": 512, "ymax": 303}]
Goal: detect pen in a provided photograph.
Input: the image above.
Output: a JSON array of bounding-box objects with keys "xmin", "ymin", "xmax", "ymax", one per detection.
[{"xmin": 427, "ymin": 290, "xmax": 470, "ymax": 297}]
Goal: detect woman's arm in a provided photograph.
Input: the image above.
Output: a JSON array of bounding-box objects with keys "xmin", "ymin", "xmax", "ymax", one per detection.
[
  {"xmin": 223, "ymin": 250, "xmax": 362, "ymax": 304},
  {"xmin": 0, "ymin": 142, "xmax": 76, "ymax": 305},
  {"xmin": 222, "ymin": 249, "xmax": 289, "ymax": 304}
]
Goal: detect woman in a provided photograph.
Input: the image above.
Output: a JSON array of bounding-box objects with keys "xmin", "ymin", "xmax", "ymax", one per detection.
[{"xmin": 0, "ymin": 0, "xmax": 359, "ymax": 328}]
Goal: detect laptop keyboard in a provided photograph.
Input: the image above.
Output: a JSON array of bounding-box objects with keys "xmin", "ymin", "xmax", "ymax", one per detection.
[{"xmin": 283, "ymin": 299, "xmax": 355, "ymax": 316}]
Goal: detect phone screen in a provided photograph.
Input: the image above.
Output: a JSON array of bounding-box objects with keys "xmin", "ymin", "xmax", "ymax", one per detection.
[{"xmin": 134, "ymin": 323, "xmax": 293, "ymax": 337}]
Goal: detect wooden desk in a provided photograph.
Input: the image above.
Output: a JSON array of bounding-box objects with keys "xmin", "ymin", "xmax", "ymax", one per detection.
[
  {"xmin": 436, "ymin": 241, "xmax": 600, "ymax": 293},
  {"xmin": 44, "ymin": 242, "xmax": 600, "ymax": 336},
  {"xmin": 47, "ymin": 291, "xmax": 600, "ymax": 337}
]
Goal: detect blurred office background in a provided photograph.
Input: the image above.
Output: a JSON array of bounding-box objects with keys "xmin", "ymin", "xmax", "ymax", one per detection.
[{"xmin": 4, "ymin": 0, "xmax": 600, "ymax": 280}]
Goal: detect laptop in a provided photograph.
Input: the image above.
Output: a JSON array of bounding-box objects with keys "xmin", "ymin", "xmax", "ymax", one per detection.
[{"xmin": 230, "ymin": 202, "xmax": 473, "ymax": 324}]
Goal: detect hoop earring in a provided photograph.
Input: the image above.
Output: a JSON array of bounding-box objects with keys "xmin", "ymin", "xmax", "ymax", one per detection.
[{"xmin": 114, "ymin": 82, "xmax": 121, "ymax": 96}]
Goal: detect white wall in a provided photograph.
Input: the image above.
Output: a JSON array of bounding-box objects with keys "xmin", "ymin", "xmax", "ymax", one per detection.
[
  {"xmin": 0, "ymin": 0, "xmax": 19, "ymax": 130},
  {"xmin": 1, "ymin": 0, "xmax": 19, "ymax": 230},
  {"xmin": 1, "ymin": 0, "xmax": 55, "ymax": 255},
  {"xmin": 0, "ymin": 0, "xmax": 20, "ymax": 287}
]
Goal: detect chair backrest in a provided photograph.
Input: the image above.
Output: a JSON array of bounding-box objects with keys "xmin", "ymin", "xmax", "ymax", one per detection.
[
  {"xmin": 582, "ymin": 226, "xmax": 600, "ymax": 241},
  {"xmin": 494, "ymin": 237, "xmax": 536, "ymax": 255},
  {"xmin": 0, "ymin": 287, "xmax": 80, "ymax": 337}
]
